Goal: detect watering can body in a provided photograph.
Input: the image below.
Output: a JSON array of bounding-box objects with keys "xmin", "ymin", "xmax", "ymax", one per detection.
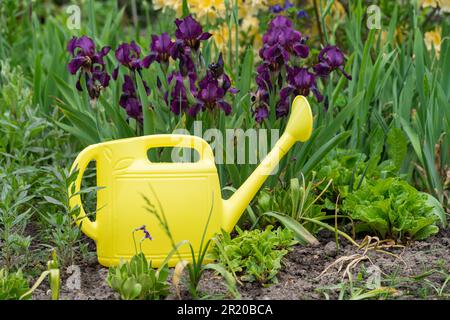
[{"xmin": 69, "ymin": 95, "xmax": 313, "ymax": 267}]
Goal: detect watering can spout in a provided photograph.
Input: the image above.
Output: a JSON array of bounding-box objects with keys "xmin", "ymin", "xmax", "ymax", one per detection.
[{"xmin": 221, "ymin": 95, "xmax": 313, "ymax": 232}]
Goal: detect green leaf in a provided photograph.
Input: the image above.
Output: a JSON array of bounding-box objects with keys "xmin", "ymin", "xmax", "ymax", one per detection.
[
  {"xmin": 204, "ymin": 263, "xmax": 241, "ymax": 299},
  {"xmin": 302, "ymin": 131, "xmax": 351, "ymax": 176},
  {"xmin": 387, "ymin": 127, "xmax": 408, "ymax": 171},
  {"xmin": 262, "ymin": 211, "xmax": 318, "ymax": 245},
  {"xmin": 182, "ymin": 0, "xmax": 190, "ymax": 17},
  {"xmin": 43, "ymin": 196, "xmax": 64, "ymax": 207},
  {"xmin": 136, "ymin": 75, "xmax": 154, "ymax": 135},
  {"xmin": 121, "ymin": 278, "xmax": 141, "ymax": 300},
  {"xmin": 421, "ymin": 192, "xmax": 447, "ymax": 227}
]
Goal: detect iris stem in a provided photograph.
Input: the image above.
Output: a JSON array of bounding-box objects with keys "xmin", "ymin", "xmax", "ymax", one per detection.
[{"xmin": 313, "ymin": 0, "xmax": 325, "ymax": 44}]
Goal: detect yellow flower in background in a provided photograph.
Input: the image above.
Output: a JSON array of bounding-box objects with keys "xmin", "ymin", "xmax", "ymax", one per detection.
[
  {"xmin": 442, "ymin": 0, "xmax": 450, "ymax": 11},
  {"xmin": 213, "ymin": 23, "xmax": 237, "ymax": 53},
  {"xmin": 424, "ymin": 27, "xmax": 442, "ymax": 56},
  {"xmin": 153, "ymin": 0, "xmax": 269, "ymax": 61},
  {"xmin": 189, "ymin": 0, "xmax": 227, "ymax": 23},
  {"xmin": 239, "ymin": 0, "xmax": 271, "ymax": 18},
  {"xmin": 421, "ymin": 0, "xmax": 438, "ymax": 7},
  {"xmin": 420, "ymin": 0, "xmax": 450, "ymax": 12},
  {"xmin": 241, "ymin": 15, "xmax": 260, "ymax": 37}
]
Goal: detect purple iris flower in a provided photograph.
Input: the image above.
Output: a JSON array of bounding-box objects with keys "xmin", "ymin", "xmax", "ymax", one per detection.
[
  {"xmin": 118, "ymin": 75, "xmax": 150, "ymax": 121},
  {"xmin": 254, "ymin": 106, "xmax": 269, "ymax": 123},
  {"xmin": 259, "ymin": 16, "xmax": 309, "ymax": 71},
  {"xmin": 201, "ymin": 53, "xmax": 238, "ymax": 94},
  {"xmin": 166, "ymin": 72, "xmax": 197, "ymax": 115},
  {"xmin": 255, "ymin": 64, "xmax": 272, "ymax": 91},
  {"xmin": 169, "ymin": 39, "xmax": 197, "ymax": 77},
  {"xmin": 143, "ymin": 33, "xmax": 174, "ymax": 67},
  {"xmin": 259, "ymin": 44, "xmax": 290, "ymax": 72},
  {"xmin": 67, "ymin": 36, "xmax": 111, "ymax": 99},
  {"xmin": 314, "ymin": 45, "xmax": 352, "ymax": 80},
  {"xmin": 174, "ymin": 15, "xmax": 212, "ymax": 51},
  {"xmin": 284, "ymin": 0, "xmax": 294, "ymax": 10},
  {"xmin": 276, "ymin": 67, "xmax": 323, "ymax": 117},
  {"xmin": 135, "ymin": 225, "xmax": 153, "ymax": 240},
  {"xmin": 287, "ymin": 67, "xmax": 322, "ymax": 100},
  {"xmin": 251, "ymin": 89, "xmax": 270, "ymax": 123},
  {"xmin": 297, "ymin": 10, "xmax": 308, "ymax": 19},
  {"xmin": 112, "ymin": 41, "xmax": 150, "ymax": 79},
  {"xmin": 269, "ymin": 4, "xmax": 284, "ymax": 13},
  {"xmin": 189, "ymin": 82, "xmax": 232, "ymax": 117},
  {"xmin": 269, "ymin": 1, "xmax": 294, "ymax": 13}
]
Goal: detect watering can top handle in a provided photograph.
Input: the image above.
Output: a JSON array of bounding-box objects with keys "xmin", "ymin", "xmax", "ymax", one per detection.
[
  {"xmin": 68, "ymin": 145, "xmax": 98, "ymax": 241},
  {"xmin": 142, "ymin": 134, "xmax": 216, "ymax": 163}
]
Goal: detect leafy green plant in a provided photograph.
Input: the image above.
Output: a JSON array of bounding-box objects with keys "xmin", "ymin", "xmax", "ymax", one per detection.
[
  {"xmin": 106, "ymin": 225, "xmax": 173, "ymax": 300},
  {"xmin": 0, "ymin": 269, "xmax": 30, "ymax": 300},
  {"xmin": 211, "ymin": 226, "xmax": 296, "ymax": 284},
  {"xmin": 38, "ymin": 166, "xmax": 98, "ymax": 267},
  {"xmin": 253, "ymin": 175, "xmax": 332, "ymax": 243},
  {"xmin": 343, "ymin": 178, "xmax": 443, "ymax": 241},
  {"xmin": 107, "ymin": 252, "xmax": 170, "ymax": 300},
  {"xmin": 0, "ymin": 178, "xmax": 33, "ymax": 270}
]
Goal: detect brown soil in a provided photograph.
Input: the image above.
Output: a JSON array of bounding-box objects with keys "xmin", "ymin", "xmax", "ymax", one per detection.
[{"xmin": 32, "ymin": 228, "xmax": 450, "ymax": 300}]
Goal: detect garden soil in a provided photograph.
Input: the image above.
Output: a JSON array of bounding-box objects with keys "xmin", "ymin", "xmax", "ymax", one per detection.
[{"xmin": 32, "ymin": 228, "xmax": 450, "ymax": 300}]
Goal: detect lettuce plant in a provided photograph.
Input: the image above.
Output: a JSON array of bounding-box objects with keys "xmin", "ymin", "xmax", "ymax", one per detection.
[
  {"xmin": 211, "ymin": 226, "xmax": 296, "ymax": 284},
  {"xmin": 0, "ymin": 269, "xmax": 30, "ymax": 300},
  {"xmin": 342, "ymin": 178, "xmax": 440, "ymax": 241},
  {"xmin": 106, "ymin": 226, "xmax": 170, "ymax": 300},
  {"xmin": 107, "ymin": 252, "xmax": 170, "ymax": 300}
]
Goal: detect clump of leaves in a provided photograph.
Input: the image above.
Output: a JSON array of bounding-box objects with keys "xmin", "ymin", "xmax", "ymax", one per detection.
[
  {"xmin": 316, "ymin": 148, "xmax": 368, "ymax": 200},
  {"xmin": 107, "ymin": 252, "xmax": 170, "ymax": 300},
  {"xmin": 0, "ymin": 268, "xmax": 30, "ymax": 300},
  {"xmin": 342, "ymin": 178, "xmax": 442, "ymax": 241},
  {"xmin": 257, "ymin": 176, "xmax": 327, "ymax": 223},
  {"xmin": 316, "ymin": 127, "xmax": 408, "ymax": 204},
  {"xmin": 211, "ymin": 226, "xmax": 296, "ymax": 284}
]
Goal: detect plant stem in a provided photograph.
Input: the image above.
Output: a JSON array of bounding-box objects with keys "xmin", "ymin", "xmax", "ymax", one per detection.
[{"xmin": 313, "ymin": 0, "xmax": 325, "ymax": 44}]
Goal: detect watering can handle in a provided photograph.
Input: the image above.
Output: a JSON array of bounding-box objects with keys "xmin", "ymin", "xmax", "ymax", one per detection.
[
  {"xmin": 69, "ymin": 145, "xmax": 98, "ymax": 241},
  {"xmin": 142, "ymin": 134, "xmax": 215, "ymax": 163}
]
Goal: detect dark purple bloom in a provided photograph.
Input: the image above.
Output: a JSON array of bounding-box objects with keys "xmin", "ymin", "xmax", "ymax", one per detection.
[
  {"xmin": 189, "ymin": 82, "xmax": 231, "ymax": 117},
  {"xmin": 297, "ymin": 10, "xmax": 308, "ymax": 19},
  {"xmin": 262, "ymin": 16, "xmax": 299, "ymax": 47},
  {"xmin": 269, "ymin": 1, "xmax": 294, "ymax": 13},
  {"xmin": 254, "ymin": 106, "xmax": 269, "ymax": 123},
  {"xmin": 174, "ymin": 15, "xmax": 212, "ymax": 51},
  {"xmin": 275, "ymin": 67, "xmax": 322, "ymax": 117},
  {"xmin": 201, "ymin": 53, "xmax": 238, "ymax": 94},
  {"xmin": 269, "ymin": 4, "xmax": 284, "ymax": 13},
  {"xmin": 259, "ymin": 44, "xmax": 290, "ymax": 72},
  {"xmin": 143, "ymin": 229, "xmax": 153, "ymax": 240},
  {"xmin": 278, "ymin": 86, "xmax": 293, "ymax": 117},
  {"xmin": 251, "ymin": 89, "xmax": 270, "ymax": 123},
  {"xmin": 255, "ymin": 64, "xmax": 272, "ymax": 91},
  {"xmin": 314, "ymin": 45, "xmax": 352, "ymax": 80},
  {"xmin": 143, "ymin": 33, "xmax": 174, "ymax": 67},
  {"xmin": 113, "ymin": 41, "xmax": 150, "ymax": 79},
  {"xmin": 118, "ymin": 75, "xmax": 150, "ymax": 121},
  {"xmin": 259, "ymin": 16, "xmax": 309, "ymax": 71},
  {"xmin": 135, "ymin": 225, "xmax": 153, "ymax": 240},
  {"xmin": 169, "ymin": 39, "xmax": 196, "ymax": 77},
  {"xmin": 67, "ymin": 36, "xmax": 111, "ymax": 99},
  {"xmin": 166, "ymin": 72, "xmax": 197, "ymax": 115},
  {"xmin": 284, "ymin": 0, "xmax": 294, "ymax": 10}
]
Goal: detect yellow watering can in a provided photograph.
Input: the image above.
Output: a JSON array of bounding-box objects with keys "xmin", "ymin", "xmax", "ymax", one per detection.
[{"xmin": 69, "ymin": 95, "xmax": 313, "ymax": 267}]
